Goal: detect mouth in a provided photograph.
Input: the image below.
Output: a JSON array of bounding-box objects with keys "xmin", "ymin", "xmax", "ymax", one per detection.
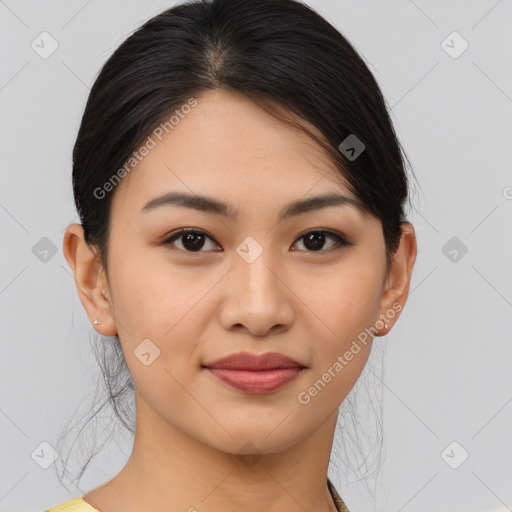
[
  {"xmin": 202, "ymin": 351, "xmax": 306, "ymax": 394},
  {"xmin": 203, "ymin": 367, "xmax": 305, "ymax": 394}
]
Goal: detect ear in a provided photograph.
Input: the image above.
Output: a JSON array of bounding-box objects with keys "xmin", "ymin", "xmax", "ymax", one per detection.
[
  {"xmin": 375, "ymin": 222, "xmax": 417, "ymax": 336},
  {"xmin": 62, "ymin": 223, "xmax": 118, "ymax": 336}
]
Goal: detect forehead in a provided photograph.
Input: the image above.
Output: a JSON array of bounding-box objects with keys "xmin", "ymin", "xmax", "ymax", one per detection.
[{"xmin": 110, "ymin": 89, "xmax": 355, "ymax": 216}]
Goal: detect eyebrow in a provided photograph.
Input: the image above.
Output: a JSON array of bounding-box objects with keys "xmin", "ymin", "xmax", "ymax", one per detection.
[{"xmin": 141, "ymin": 191, "xmax": 367, "ymax": 220}]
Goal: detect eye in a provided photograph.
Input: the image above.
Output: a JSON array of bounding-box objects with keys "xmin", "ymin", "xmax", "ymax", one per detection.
[
  {"xmin": 162, "ymin": 228, "xmax": 351, "ymax": 254},
  {"xmin": 291, "ymin": 230, "xmax": 352, "ymax": 253},
  {"xmin": 162, "ymin": 228, "xmax": 220, "ymax": 253}
]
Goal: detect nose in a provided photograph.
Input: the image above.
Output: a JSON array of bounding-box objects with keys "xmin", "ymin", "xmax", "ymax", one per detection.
[{"xmin": 217, "ymin": 243, "xmax": 295, "ymax": 337}]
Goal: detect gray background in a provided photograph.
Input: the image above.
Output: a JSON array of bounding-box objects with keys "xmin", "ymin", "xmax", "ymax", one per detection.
[{"xmin": 1, "ymin": 1, "xmax": 511, "ymax": 511}]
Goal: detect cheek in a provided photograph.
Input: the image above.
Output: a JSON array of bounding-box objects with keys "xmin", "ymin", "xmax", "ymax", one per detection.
[
  {"xmin": 294, "ymin": 268, "xmax": 380, "ymax": 417},
  {"xmin": 297, "ymin": 259, "xmax": 383, "ymax": 405},
  {"xmin": 304, "ymin": 260, "xmax": 383, "ymax": 343},
  {"xmin": 107, "ymin": 251, "xmax": 214, "ymax": 386},
  {"xmin": 108, "ymin": 246, "xmax": 212, "ymax": 334}
]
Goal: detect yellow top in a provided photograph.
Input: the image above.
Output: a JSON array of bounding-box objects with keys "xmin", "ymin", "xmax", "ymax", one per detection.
[
  {"xmin": 43, "ymin": 498, "xmax": 100, "ymax": 512},
  {"xmin": 44, "ymin": 479, "xmax": 350, "ymax": 511},
  {"xmin": 43, "ymin": 492, "xmax": 512, "ymax": 512}
]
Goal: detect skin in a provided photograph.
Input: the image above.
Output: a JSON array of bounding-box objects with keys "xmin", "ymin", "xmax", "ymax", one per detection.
[{"xmin": 63, "ymin": 89, "xmax": 417, "ymax": 512}]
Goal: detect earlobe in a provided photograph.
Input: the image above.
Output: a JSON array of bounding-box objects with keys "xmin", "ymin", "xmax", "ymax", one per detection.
[
  {"xmin": 62, "ymin": 223, "xmax": 118, "ymax": 336},
  {"xmin": 375, "ymin": 222, "xmax": 417, "ymax": 336}
]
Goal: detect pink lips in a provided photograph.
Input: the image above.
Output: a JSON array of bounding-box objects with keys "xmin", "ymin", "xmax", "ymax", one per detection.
[{"xmin": 203, "ymin": 351, "xmax": 305, "ymax": 394}]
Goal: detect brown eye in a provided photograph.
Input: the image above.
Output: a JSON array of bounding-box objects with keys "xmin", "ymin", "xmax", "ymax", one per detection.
[
  {"xmin": 292, "ymin": 230, "xmax": 351, "ymax": 253},
  {"xmin": 163, "ymin": 229, "xmax": 220, "ymax": 252}
]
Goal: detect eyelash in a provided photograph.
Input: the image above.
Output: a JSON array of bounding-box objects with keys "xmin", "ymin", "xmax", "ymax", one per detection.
[{"xmin": 162, "ymin": 228, "xmax": 352, "ymax": 254}]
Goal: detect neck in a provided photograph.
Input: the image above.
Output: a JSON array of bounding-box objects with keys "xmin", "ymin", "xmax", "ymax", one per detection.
[{"xmin": 84, "ymin": 392, "xmax": 341, "ymax": 512}]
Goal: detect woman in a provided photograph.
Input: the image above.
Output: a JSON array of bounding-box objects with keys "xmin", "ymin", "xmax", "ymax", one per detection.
[{"xmin": 47, "ymin": 0, "xmax": 417, "ymax": 510}]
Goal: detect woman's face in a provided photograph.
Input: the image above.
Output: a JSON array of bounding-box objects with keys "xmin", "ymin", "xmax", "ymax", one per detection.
[{"xmin": 79, "ymin": 89, "xmax": 412, "ymax": 455}]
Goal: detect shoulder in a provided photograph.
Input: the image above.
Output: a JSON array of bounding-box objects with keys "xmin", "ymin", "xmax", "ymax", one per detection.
[{"xmin": 44, "ymin": 497, "xmax": 100, "ymax": 512}]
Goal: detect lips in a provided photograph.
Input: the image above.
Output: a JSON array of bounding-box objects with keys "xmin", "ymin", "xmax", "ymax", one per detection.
[
  {"xmin": 204, "ymin": 351, "xmax": 304, "ymax": 371},
  {"xmin": 202, "ymin": 351, "xmax": 306, "ymax": 394}
]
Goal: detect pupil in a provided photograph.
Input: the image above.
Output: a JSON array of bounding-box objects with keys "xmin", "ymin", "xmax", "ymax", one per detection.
[
  {"xmin": 304, "ymin": 232, "xmax": 325, "ymax": 251},
  {"xmin": 183, "ymin": 233, "xmax": 204, "ymax": 251}
]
